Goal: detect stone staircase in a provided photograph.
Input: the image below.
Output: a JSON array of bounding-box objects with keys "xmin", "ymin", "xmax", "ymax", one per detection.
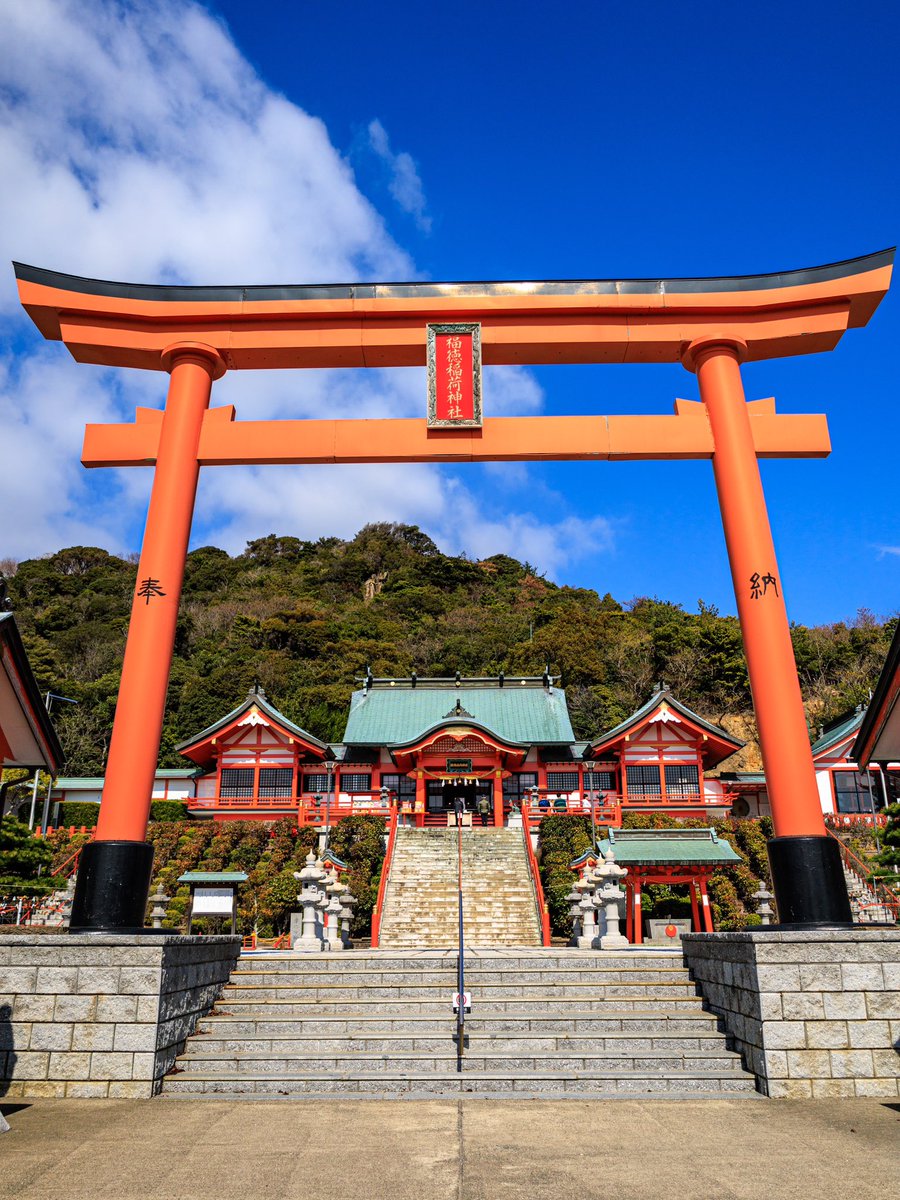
[
  {"xmin": 843, "ymin": 865, "xmax": 897, "ymax": 924},
  {"xmin": 378, "ymin": 827, "xmax": 542, "ymax": 948},
  {"xmin": 160, "ymin": 949, "xmax": 760, "ymax": 1099}
]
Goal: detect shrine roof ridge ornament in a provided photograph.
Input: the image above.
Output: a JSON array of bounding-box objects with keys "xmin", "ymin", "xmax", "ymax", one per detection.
[
  {"xmin": 13, "ymin": 249, "xmax": 894, "ymax": 370},
  {"xmin": 12, "ymin": 249, "xmax": 895, "ymax": 303}
]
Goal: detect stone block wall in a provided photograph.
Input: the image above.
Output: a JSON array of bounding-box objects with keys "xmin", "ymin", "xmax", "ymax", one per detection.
[
  {"xmin": 681, "ymin": 929, "xmax": 900, "ymax": 1098},
  {"xmin": 0, "ymin": 933, "xmax": 241, "ymax": 1098}
]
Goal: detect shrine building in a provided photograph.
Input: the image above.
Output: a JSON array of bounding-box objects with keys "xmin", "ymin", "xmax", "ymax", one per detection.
[
  {"xmin": 52, "ymin": 677, "xmax": 744, "ymax": 827},
  {"xmin": 722, "ymin": 704, "xmax": 900, "ymax": 826}
]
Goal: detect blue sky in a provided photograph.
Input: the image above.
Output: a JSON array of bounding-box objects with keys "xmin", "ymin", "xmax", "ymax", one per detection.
[{"xmin": 0, "ymin": 0, "xmax": 897, "ymax": 626}]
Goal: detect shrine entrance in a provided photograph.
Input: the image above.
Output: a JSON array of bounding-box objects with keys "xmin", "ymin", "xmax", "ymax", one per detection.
[
  {"xmin": 13, "ymin": 250, "xmax": 893, "ymax": 933},
  {"xmin": 425, "ymin": 778, "xmax": 493, "ymax": 823}
]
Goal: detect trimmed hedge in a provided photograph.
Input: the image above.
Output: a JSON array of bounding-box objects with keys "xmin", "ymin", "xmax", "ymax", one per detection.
[
  {"xmin": 56, "ymin": 799, "xmax": 189, "ymax": 827},
  {"xmin": 149, "ymin": 800, "xmax": 189, "ymax": 822},
  {"xmin": 56, "ymin": 801, "xmax": 101, "ymax": 828}
]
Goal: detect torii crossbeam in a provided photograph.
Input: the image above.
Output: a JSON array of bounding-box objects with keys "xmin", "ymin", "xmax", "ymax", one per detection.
[{"xmin": 13, "ymin": 250, "xmax": 894, "ymax": 934}]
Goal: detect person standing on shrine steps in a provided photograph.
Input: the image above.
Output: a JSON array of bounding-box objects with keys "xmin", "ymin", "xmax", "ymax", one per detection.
[{"xmin": 476, "ymin": 793, "xmax": 491, "ymax": 827}]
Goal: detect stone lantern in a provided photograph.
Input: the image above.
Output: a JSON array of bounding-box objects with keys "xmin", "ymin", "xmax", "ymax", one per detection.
[
  {"xmin": 565, "ymin": 885, "xmax": 583, "ymax": 946},
  {"xmin": 753, "ymin": 882, "xmax": 775, "ymax": 926},
  {"xmin": 339, "ymin": 888, "xmax": 358, "ymax": 949},
  {"xmin": 148, "ymin": 881, "xmax": 170, "ymax": 930},
  {"xmin": 573, "ymin": 866, "xmax": 598, "ymax": 948},
  {"xmin": 323, "ymin": 869, "xmax": 344, "ymax": 949},
  {"xmin": 292, "ymin": 851, "xmax": 327, "ymax": 951},
  {"xmin": 595, "ymin": 850, "xmax": 629, "ymax": 950}
]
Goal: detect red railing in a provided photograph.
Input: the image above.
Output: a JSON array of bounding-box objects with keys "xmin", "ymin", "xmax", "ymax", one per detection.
[
  {"xmin": 827, "ymin": 828, "xmax": 900, "ymax": 921},
  {"xmin": 370, "ymin": 804, "xmax": 399, "ymax": 949},
  {"xmin": 825, "ymin": 812, "xmax": 888, "ymax": 830},
  {"xmin": 521, "ymin": 795, "xmax": 623, "ymax": 827},
  {"xmin": 189, "ymin": 793, "xmax": 393, "ymax": 823},
  {"xmin": 521, "ymin": 806, "xmax": 552, "ymax": 946}
]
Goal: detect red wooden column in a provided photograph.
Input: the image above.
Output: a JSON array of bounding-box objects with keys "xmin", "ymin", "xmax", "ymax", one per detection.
[
  {"xmin": 685, "ymin": 337, "xmax": 852, "ymax": 927},
  {"xmin": 697, "ymin": 876, "xmax": 714, "ymax": 933},
  {"xmin": 493, "ymin": 769, "xmax": 504, "ymax": 827},
  {"xmin": 70, "ymin": 342, "xmax": 224, "ymax": 932},
  {"xmin": 415, "ymin": 771, "xmax": 426, "ymax": 828},
  {"xmin": 689, "ymin": 880, "xmax": 701, "ymax": 933},
  {"xmin": 632, "ymin": 875, "xmax": 643, "ymax": 944}
]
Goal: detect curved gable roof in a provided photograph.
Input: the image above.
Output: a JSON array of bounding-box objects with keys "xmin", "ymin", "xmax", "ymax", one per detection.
[
  {"xmin": 177, "ymin": 689, "xmax": 327, "ymax": 765},
  {"xmin": 589, "ymin": 688, "xmax": 743, "ymax": 765}
]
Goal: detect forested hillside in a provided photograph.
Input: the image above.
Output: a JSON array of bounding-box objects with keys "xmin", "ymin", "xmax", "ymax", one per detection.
[{"xmin": 1, "ymin": 523, "xmax": 894, "ymax": 776}]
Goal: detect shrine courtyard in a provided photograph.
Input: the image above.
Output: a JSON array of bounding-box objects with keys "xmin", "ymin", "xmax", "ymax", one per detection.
[{"xmin": 1, "ymin": 1096, "xmax": 897, "ymax": 1200}]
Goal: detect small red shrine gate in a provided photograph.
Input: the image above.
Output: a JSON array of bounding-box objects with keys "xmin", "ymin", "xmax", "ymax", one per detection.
[
  {"xmin": 12, "ymin": 250, "xmax": 893, "ymax": 932},
  {"xmin": 571, "ymin": 828, "xmax": 743, "ymax": 943}
]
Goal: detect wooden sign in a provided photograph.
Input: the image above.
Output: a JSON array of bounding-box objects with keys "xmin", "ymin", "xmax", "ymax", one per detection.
[
  {"xmin": 446, "ymin": 757, "xmax": 473, "ymax": 774},
  {"xmin": 427, "ymin": 323, "xmax": 482, "ymax": 427}
]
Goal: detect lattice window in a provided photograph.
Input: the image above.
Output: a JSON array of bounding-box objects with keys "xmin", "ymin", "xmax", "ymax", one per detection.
[
  {"xmin": 664, "ymin": 764, "xmax": 700, "ymax": 797},
  {"xmin": 302, "ymin": 773, "xmax": 335, "ymax": 794},
  {"xmin": 220, "ymin": 767, "xmax": 254, "ymax": 798},
  {"xmin": 547, "ymin": 771, "xmax": 579, "ymax": 792},
  {"xmin": 380, "ymin": 773, "xmax": 416, "ymax": 799},
  {"xmin": 626, "ymin": 765, "xmax": 662, "ymax": 796},
  {"xmin": 258, "ymin": 767, "xmax": 294, "ymax": 798},
  {"xmin": 341, "ymin": 773, "xmax": 372, "ymax": 793},
  {"xmin": 430, "ymin": 735, "xmax": 488, "ymax": 753},
  {"xmin": 503, "ymin": 772, "xmax": 538, "ymax": 801},
  {"xmin": 584, "ymin": 770, "xmax": 617, "ymax": 793}
]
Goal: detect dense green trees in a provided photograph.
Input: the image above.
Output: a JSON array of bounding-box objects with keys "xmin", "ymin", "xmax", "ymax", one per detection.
[
  {"xmin": 1, "ymin": 524, "xmax": 894, "ymax": 777},
  {"xmin": 0, "ymin": 817, "xmax": 55, "ymax": 894}
]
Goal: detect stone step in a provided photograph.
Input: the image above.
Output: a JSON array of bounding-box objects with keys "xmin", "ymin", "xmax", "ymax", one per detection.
[
  {"xmin": 211, "ymin": 998, "xmax": 707, "ymax": 1017},
  {"xmin": 220, "ymin": 983, "xmax": 699, "ymax": 1002},
  {"xmin": 197, "ymin": 1013, "xmax": 724, "ymax": 1036},
  {"xmin": 163, "ymin": 1069, "xmax": 757, "ymax": 1097},
  {"xmin": 173, "ymin": 1049, "xmax": 748, "ymax": 1075},
  {"xmin": 228, "ymin": 967, "xmax": 693, "ymax": 985},
  {"xmin": 192, "ymin": 1031, "xmax": 738, "ymax": 1054},
  {"xmin": 233, "ymin": 952, "xmax": 684, "ymax": 971}
]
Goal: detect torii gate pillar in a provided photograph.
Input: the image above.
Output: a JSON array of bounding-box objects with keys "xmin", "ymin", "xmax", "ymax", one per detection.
[
  {"xmin": 69, "ymin": 343, "xmax": 225, "ymax": 932},
  {"xmin": 686, "ymin": 338, "xmax": 851, "ymax": 925}
]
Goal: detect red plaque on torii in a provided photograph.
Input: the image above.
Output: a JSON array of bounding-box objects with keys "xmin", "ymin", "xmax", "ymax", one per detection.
[{"xmin": 427, "ymin": 323, "xmax": 482, "ymax": 427}]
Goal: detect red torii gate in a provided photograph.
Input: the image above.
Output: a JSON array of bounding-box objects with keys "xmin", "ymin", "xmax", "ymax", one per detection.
[{"xmin": 12, "ymin": 251, "xmax": 894, "ymax": 932}]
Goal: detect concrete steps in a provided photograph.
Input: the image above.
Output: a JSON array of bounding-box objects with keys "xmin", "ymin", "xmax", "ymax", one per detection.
[
  {"xmin": 161, "ymin": 949, "xmax": 760, "ymax": 1099},
  {"xmin": 378, "ymin": 828, "xmax": 542, "ymax": 948}
]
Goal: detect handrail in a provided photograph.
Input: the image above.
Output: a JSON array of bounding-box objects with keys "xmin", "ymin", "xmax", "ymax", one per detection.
[
  {"xmin": 370, "ymin": 804, "xmax": 399, "ymax": 949},
  {"xmin": 521, "ymin": 806, "xmax": 552, "ymax": 946},
  {"xmin": 826, "ymin": 828, "xmax": 900, "ymax": 914},
  {"xmin": 456, "ymin": 816, "xmax": 465, "ymax": 1073}
]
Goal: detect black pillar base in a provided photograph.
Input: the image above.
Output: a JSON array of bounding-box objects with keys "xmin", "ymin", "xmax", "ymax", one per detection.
[
  {"xmin": 767, "ymin": 835, "xmax": 854, "ymax": 928},
  {"xmin": 69, "ymin": 840, "xmax": 154, "ymax": 933}
]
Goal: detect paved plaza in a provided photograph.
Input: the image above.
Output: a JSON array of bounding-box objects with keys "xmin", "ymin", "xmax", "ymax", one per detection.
[{"xmin": 1, "ymin": 1097, "xmax": 897, "ymax": 1200}]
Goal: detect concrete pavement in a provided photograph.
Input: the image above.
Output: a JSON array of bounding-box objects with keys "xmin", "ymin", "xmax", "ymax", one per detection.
[{"xmin": 1, "ymin": 1097, "xmax": 897, "ymax": 1199}]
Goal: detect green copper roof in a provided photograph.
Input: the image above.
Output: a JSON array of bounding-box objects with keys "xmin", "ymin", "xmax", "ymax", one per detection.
[
  {"xmin": 811, "ymin": 708, "xmax": 865, "ymax": 757},
  {"xmin": 343, "ymin": 683, "xmax": 575, "ymax": 746},
  {"xmin": 593, "ymin": 828, "xmax": 741, "ymax": 866}
]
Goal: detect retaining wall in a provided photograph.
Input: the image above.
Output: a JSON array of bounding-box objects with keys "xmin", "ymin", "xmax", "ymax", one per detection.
[
  {"xmin": 681, "ymin": 928, "xmax": 900, "ymax": 1098},
  {"xmin": 0, "ymin": 933, "xmax": 240, "ymax": 1098}
]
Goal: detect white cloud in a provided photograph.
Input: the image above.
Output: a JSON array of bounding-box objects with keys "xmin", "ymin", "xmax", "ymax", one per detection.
[
  {"xmin": 875, "ymin": 545, "xmax": 900, "ymax": 558},
  {"xmin": 367, "ymin": 118, "xmax": 432, "ymax": 233},
  {"xmin": 0, "ymin": 0, "xmax": 611, "ymax": 582}
]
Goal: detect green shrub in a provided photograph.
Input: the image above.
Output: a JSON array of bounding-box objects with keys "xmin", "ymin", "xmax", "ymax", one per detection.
[
  {"xmin": 57, "ymin": 801, "xmax": 100, "ymax": 828},
  {"xmin": 149, "ymin": 800, "xmax": 189, "ymax": 822}
]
